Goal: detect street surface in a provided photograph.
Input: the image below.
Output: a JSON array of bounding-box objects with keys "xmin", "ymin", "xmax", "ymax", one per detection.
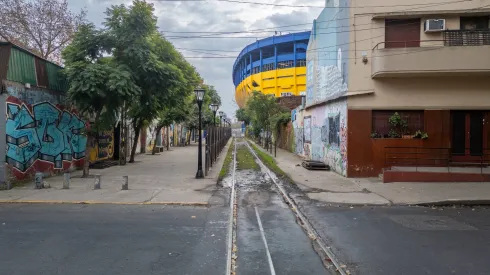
[
  {"xmin": 0, "ymin": 203, "xmax": 228, "ymax": 275},
  {"xmin": 296, "ymin": 201, "xmax": 490, "ymax": 275}
]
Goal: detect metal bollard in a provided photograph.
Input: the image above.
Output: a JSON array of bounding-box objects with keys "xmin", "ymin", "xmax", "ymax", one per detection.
[
  {"xmin": 35, "ymin": 172, "xmax": 43, "ymax": 189},
  {"xmin": 63, "ymin": 172, "xmax": 70, "ymax": 189},
  {"xmin": 122, "ymin": 176, "xmax": 128, "ymax": 190},
  {"xmin": 94, "ymin": 174, "xmax": 101, "ymax": 190}
]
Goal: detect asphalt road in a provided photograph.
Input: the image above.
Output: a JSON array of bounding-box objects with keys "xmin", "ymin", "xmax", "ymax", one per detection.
[
  {"xmin": 299, "ymin": 203, "xmax": 490, "ymax": 275},
  {"xmin": 235, "ymin": 168, "xmax": 327, "ymax": 275},
  {"xmin": 0, "ymin": 203, "xmax": 229, "ymax": 275}
]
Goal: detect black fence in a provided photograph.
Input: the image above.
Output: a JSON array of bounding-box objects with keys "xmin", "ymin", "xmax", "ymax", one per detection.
[
  {"xmin": 205, "ymin": 126, "xmax": 231, "ymax": 176},
  {"xmin": 444, "ymin": 30, "xmax": 490, "ymax": 46},
  {"xmin": 385, "ymin": 147, "xmax": 490, "ymax": 174}
]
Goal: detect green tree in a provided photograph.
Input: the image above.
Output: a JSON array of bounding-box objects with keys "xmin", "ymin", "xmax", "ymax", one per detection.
[
  {"xmin": 235, "ymin": 108, "xmax": 251, "ymax": 126},
  {"xmin": 186, "ymin": 85, "xmax": 222, "ymax": 129},
  {"xmin": 245, "ymin": 91, "xmax": 288, "ymax": 148},
  {"xmin": 62, "ymin": 23, "xmax": 139, "ymax": 177},
  {"xmin": 104, "ymin": 1, "xmax": 185, "ymax": 162}
]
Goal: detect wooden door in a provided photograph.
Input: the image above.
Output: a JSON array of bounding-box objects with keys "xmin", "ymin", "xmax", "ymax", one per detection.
[{"xmin": 451, "ymin": 111, "xmax": 485, "ymax": 162}]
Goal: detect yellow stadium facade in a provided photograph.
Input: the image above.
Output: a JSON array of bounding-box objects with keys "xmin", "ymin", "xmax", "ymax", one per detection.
[{"xmin": 232, "ymin": 31, "xmax": 311, "ymax": 108}]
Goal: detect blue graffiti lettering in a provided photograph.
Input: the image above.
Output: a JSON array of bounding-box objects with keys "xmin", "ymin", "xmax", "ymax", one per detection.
[
  {"xmin": 5, "ymin": 101, "xmax": 87, "ymax": 173},
  {"xmin": 33, "ymin": 103, "xmax": 65, "ymax": 168},
  {"xmin": 6, "ymin": 104, "xmax": 42, "ymax": 171}
]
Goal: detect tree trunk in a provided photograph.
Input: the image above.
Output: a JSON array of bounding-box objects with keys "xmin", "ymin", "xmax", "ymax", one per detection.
[
  {"xmin": 152, "ymin": 125, "xmax": 163, "ymax": 155},
  {"xmin": 129, "ymin": 121, "xmax": 141, "ymax": 163},
  {"xmin": 166, "ymin": 127, "xmax": 170, "ymax": 151},
  {"xmin": 82, "ymin": 133, "xmax": 93, "ymax": 178}
]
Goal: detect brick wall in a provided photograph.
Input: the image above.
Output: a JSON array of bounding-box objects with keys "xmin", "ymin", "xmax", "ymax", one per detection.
[{"xmin": 276, "ymin": 96, "xmax": 302, "ymax": 110}]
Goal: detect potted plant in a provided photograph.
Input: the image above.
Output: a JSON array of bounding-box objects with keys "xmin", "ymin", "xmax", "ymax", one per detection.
[
  {"xmin": 414, "ymin": 130, "xmax": 429, "ymax": 140},
  {"xmin": 371, "ymin": 131, "xmax": 381, "ymax": 138},
  {"xmin": 388, "ymin": 112, "xmax": 408, "ymax": 138}
]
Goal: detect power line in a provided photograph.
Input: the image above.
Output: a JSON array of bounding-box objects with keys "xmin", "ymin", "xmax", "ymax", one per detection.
[
  {"xmin": 175, "ymin": 2, "xmax": 489, "ymax": 57},
  {"xmin": 161, "ymin": 0, "xmax": 472, "ymax": 36},
  {"xmin": 164, "ymin": 0, "xmax": 474, "ymax": 39},
  {"xmin": 165, "ymin": 21, "xmax": 421, "ymax": 39},
  {"xmin": 151, "ymin": 0, "xmax": 471, "ymax": 9}
]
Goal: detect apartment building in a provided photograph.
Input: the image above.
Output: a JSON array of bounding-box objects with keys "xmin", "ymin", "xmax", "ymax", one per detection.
[{"xmin": 297, "ymin": 0, "xmax": 490, "ymax": 181}]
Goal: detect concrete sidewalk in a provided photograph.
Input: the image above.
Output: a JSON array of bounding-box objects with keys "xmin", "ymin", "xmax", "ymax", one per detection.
[
  {"xmin": 249, "ymin": 140, "xmax": 490, "ymax": 205},
  {"xmin": 0, "ymin": 141, "xmax": 231, "ymax": 205}
]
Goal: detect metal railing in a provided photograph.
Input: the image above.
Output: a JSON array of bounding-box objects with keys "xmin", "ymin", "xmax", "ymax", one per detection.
[
  {"xmin": 385, "ymin": 147, "xmax": 490, "ymax": 174},
  {"xmin": 444, "ymin": 29, "xmax": 490, "ymax": 46},
  {"xmin": 204, "ymin": 126, "xmax": 231, "ymax": 176},
  {"xmin": 372, "ymin": 30, "xmax": 490, "ymax": 50},
  {"xmin": 372, "ymin": 40, "xmax": 442, "ymax": 50}
]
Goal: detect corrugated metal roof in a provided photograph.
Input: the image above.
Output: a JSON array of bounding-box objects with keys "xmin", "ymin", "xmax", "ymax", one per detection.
[
  {"xmin": 0, "ymin": 44, "xmax": 11, "ymax": 80},
  {"xmin": 46, "ymin": 62, "xmax": 67, "ymax": 92},
  {"xmin": 6, "ymin": 47, "xmax": 37, "ymax": 85}
]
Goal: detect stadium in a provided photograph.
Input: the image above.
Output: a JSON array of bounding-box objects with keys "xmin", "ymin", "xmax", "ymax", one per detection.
[{"xmin": 232, "ymin": 31, "xmax": 311, "ymax": 108}]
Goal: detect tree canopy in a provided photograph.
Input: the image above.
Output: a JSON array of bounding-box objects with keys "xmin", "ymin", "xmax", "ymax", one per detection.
[{"xmin": 63, "ymin": 0, "xmax": 220, "ymax": 167}]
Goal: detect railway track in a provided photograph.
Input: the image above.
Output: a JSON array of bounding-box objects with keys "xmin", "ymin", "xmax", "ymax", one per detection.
[{"xmin": 225, "ymin": 138, "xmax": 347, "ymax": 275}]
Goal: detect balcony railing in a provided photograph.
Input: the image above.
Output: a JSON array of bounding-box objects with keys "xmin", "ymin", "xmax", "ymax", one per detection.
[{"xmin": 444, "ymin": 29, "xmax": 490, "ymax": 46}]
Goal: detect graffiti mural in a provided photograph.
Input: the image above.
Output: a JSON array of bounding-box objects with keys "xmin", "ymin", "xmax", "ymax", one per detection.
[
  {"xmin": 306, "ymin": 99, "xmax": 347, "ymax": 176},
  {"xmin": 89, "ymin": 131, "xmax": 114, "ymax": 162},
  {"xmin": 304, "ymin": 116, "xmax": 311, "ymax": 143},
  {"xmin": 6, "ymin": 82, "xmax": 63, "ymax": 106},
  {"xmin": 6, "ymin": 97, "xmax": 86, "ymax": 177}
]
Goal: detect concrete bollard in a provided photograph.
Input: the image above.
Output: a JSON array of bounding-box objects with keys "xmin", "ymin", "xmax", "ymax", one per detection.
[
  {"xmin": 63, "ymin": 172, "xmax": 70, "ymax": 189},
  {"xmin": 35, "ymin": 172, "xmax": 43, "ymax": 189},
  {"xmin": 122, "ymin": 176, "xmax": 129, "ymax": 190},
  {"xmin": 94, "ymin": 174, "xmax": 101, "ymax": 190}
]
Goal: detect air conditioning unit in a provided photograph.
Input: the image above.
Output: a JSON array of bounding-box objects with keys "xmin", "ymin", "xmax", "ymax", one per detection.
[{"xmin": 424, "ymin": 19, "xmax": 445, "ymax": 32}]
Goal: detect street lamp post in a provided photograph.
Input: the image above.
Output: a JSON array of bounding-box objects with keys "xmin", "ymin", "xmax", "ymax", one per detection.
[
  {"xmin": 195, "ymin": 87, "xmax": 205, "ymax": 179},
  {"xmin": 210, "ymin": 104, "xmax": 219, "ymax": 127},
  {"xmin": 219, "ymin": 111, "xmax": 224, "ymax": 127}
]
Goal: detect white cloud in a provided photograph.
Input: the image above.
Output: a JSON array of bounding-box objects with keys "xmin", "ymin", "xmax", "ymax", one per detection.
[{"xmin": 68, "ymin": 0, "xmax": 324, "ymax": 118}]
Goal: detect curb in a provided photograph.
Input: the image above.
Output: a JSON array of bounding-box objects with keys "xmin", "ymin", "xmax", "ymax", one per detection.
[
  {"xmin": 412, "ymin": 199, "xmax": 490, "ymax": 206},
  {"xmin": 0, "ymin": 200, "xmax": 209, "ymax": 206}
]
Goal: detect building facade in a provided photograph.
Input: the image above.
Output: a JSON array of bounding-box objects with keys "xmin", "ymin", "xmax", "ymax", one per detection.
[
  {"xmin": 292, "ymin": 0, "xmax": 490, "ymax": 181},
  {"xmin": 232, "ymin": 31, "xmax": 310, "ymax": 108},
  {"xmin": 0, "ymin": 42, "xmax": 86, "ymax": 185}
]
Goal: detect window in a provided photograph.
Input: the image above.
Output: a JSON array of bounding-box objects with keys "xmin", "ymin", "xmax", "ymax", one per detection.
[
  {"xmin": 385, "ymin": 18, "xmax": 421, "ymax": 48},
  {"xmin": 461, "ymin": 16, "xmax": 489, "ymax": 30},
  {"xmin": 277, "ymin": 60, "xmax": 294, "ymax": 69},
  {"xmin": 251, "ymin": 66, "xmax": 260, "ymax": 74},
  {"xmin": 372, "ymin": 111, "xmax": 424, "ymax": 138},
  {"xmin": 297, "ymin": 59, "xmax": 306, "ymax": 67},
  {"xmin": 263, "ymin": 63, "xmax": 275, "ymax": 72},
  {"xmin": 329, "ymin": 114, "xmax": 340, "ymax": 146}
]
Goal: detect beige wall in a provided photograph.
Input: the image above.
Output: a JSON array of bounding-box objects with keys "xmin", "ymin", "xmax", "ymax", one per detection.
[
  {"xmin": 347, "ymin": 0, "xmax": 490, "ymax": 109},
  {"xmin": 348, "ymin": 77, "xmax": 490, "ymax": 109}
]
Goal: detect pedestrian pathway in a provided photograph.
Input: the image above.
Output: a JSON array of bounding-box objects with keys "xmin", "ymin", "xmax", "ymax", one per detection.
[
  {"xmin": 0, "ymin": 141, "xmax": 231, "ymax": 205},
  {"xmin": 249, "ymin": 140, "xmax": 490, "ymax": 205}
]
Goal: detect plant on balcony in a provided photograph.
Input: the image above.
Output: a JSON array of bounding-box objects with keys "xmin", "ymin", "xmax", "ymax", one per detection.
[
  {"xmin": 371, "ymin": 131, "xmax": 381, "ymax": 138},
  {"xmin": 388, "ymin": 112, "xmax": 408, "ymax": 138},
  {"xmin": 388, "ymin": 129, "xmax": 401, "ymax": 138},
  {"xmin": 414, "ymin": 130, "xmax": 429, "ymax": 140}
]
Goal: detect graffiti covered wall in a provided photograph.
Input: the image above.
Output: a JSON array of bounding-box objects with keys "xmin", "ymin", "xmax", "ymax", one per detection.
[
  {"xmin": 302, "ymin": 99, "xmax": 348, "ymax": 176},
  {"xmin": 5, "ymin": 85, "xmax": 87, "ymax": 181},
  {"xmin": 89, "ymin": 130, "xmax": 114, "ymax": 162}
]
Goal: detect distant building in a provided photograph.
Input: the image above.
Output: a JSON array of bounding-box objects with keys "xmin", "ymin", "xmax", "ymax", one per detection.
[{"xmin": 232, "ymin": 31, "xmax": 310, "ymax": 108}]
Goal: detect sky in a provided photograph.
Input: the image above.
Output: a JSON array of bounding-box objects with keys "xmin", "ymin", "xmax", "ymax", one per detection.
[{"xmin": 67, "ymin": 0, "xmax": 325, "ymax": 119}]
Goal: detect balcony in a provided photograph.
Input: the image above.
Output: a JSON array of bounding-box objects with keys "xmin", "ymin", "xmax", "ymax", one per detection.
[{"xmin": 371, "ymin": 30, "xmax": 490, "ymax": 78}]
